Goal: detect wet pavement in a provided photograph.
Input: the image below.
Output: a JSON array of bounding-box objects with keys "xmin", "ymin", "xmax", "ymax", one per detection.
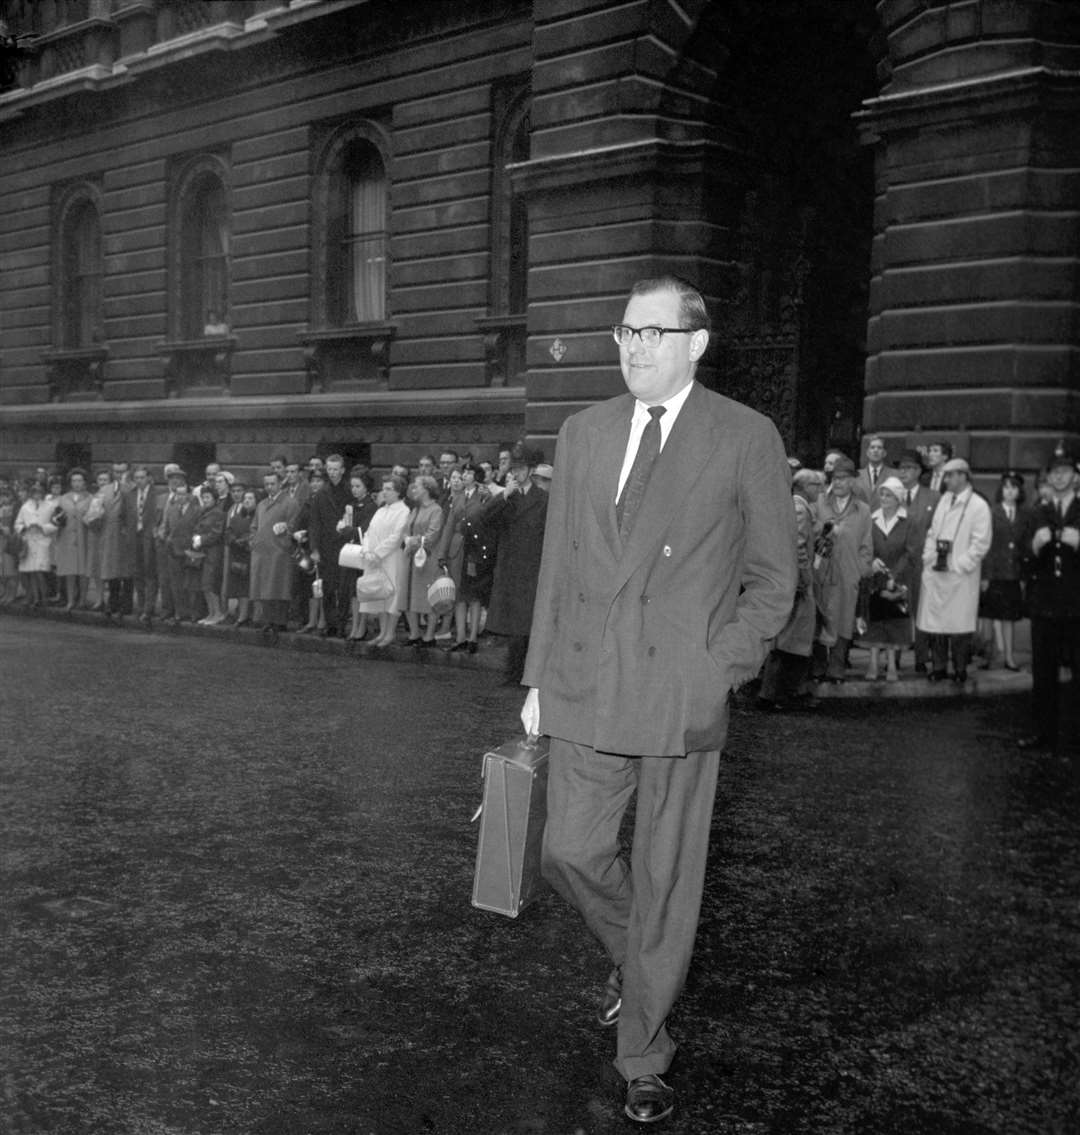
[{"xmin": 1, "ymin": 615, "xmax": 1078, "ymax": 1134}]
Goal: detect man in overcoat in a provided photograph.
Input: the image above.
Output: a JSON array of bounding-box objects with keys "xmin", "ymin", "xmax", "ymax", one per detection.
[
  {"xmin": 99, "ymin": 461, "xmax": 136, "ymax": 619},
  {"xmin": 249, "ymin": 469, "xmax": 301, "ymax": 639},
  {"xmin": 896, "ymin": 449, "xmax": 939, "ymax": 672},
  {"xmin": 520, "ymin": 276, "xmax": 796, "ymax": 1125},
  {"xmin": 915, "ymin": 457, "xmax": 991, "ymax": 683},
  {"xmin": 130, "ymin": 465, "xmax": 160, "ymax": 622},
  {"xmin": 484, "ymin": 443, "xmax": 550, "ymax": 682},
  {"xmin": 307, "ymin": 453, "xmax": 352, "ymax": 637},
  {"xmin": 1017, "ymin": 441, "xmax": 1080, "ymax": 754}
]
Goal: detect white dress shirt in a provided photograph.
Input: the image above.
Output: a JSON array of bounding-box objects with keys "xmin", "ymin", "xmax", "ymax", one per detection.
[{"xmin": 616, "ymin": 379, "xmax": 696, "ymax": 502}]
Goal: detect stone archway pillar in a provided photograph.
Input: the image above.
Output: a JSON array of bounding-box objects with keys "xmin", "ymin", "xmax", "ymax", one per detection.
[{"xmin": 858, "ymin": 0, "xmax": 1080, "ymax": 478}]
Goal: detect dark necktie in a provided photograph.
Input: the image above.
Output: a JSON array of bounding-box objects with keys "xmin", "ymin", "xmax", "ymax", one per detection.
[{"xmin": 617, "ymin": 406, "xmax": 666, "ymax": 542}]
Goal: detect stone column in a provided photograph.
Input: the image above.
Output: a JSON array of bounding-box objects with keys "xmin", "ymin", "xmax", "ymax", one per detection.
[
  {"xmin": 516, "ymin": 0, "xmax": 737, "ymax": 452},
  {"xmin": 858, "ymin": 0, "xmax": 1080, "ymax": 479}
]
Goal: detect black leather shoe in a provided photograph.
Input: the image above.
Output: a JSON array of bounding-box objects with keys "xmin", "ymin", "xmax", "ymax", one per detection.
[
  {"xmin": 597, "ymin": 965, "xmax": 621, "ymax": 1027},
  {"xmin": 927, "ymin": 670, "xmax": 947, "ymax": 682},
  {"xmin": 625, "ymin": 1074, "xmax": 674, "ymax": 1125},
  {"xmin": 1017, "ymin": 734, "xmax": 1051, "ymax": 751},
  {"xmin": 953, "ymin": 669, "xmax": 968, "ymax": 685}
]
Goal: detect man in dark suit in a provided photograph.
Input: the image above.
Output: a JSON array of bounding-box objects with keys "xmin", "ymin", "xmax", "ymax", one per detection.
[
  {"xmin": 484, "ymin": 444, "xmax": 550, "ymax": 683},
  {"xmin": 1018, "ymin": 440, "xmax": 1080, "ymax": 755},
  {"xmin": 520, "ymin": 276, "xmax": 797, "ymax": 1125},
  {"xmin": 895, "ymin": 448, "xmax": 939, "ymax": 672},
  {"xmin": 307, "ymin": 453, "xmax": 352, "ymax": 637},
  {"xmin": 856, "ymin": 435, "xmax": 898, "ymax": 509},
  {"xmin": 130, "ymin": 465, "xmax": 159, "ymax": 622}
]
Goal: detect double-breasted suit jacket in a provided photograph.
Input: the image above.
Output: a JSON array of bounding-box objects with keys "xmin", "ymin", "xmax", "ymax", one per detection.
[{"xmin": 523, "ymin": 381, "xmax": 797, "ymax": 758}]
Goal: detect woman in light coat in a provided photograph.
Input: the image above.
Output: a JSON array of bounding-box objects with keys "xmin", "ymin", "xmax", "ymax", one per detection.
[
  {"xmin": 53, "ymin": 468, "xmax": 93, "ymax": 610},
  {"xmin": 359, "ymin": 474, "xmax": 411, "ymax": 647},
  {"xmin": 15, "ymin": 481, "xmax": 59, "ymax": 606},
  {"xmin": 402, "ymin": 474, "xmax": 445, "ymax": 646},
  {"xmin": 916, "ymin": 458, "xmax": 992, "ymax": 683},
  {"xmin": 814, "ymin": 457, "xmax": 873, "ymax": 682}
]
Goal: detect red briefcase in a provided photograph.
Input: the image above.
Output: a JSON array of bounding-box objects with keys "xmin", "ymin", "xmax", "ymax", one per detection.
[{"xmin": 471, "ymin": 736, "xmax": 550, "ymax": 918}]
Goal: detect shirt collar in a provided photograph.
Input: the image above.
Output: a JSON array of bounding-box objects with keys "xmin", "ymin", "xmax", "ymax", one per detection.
[{"xmin": 632, "ymin": 379, "xmax": 695, "ymax": 424}]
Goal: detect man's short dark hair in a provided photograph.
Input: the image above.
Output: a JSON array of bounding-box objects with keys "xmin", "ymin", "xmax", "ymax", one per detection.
[{"xmin": 629, "ymin": 275, "xmax": 711, "ymax": 334}]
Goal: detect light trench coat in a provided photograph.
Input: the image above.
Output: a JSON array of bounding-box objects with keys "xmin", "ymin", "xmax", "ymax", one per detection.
[
  {"xmin": 356, "ymin": 499, "xmax": 410, "ymax": 615},
  {"xmin": 916, "ymin": 487, "xmax": 992, "ymax": 635}
]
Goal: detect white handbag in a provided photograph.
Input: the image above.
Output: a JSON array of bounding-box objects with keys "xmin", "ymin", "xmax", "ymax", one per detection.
[
  {"xmin": 355, "ymin": 567, "xmax": 395, "ymax": 601},
  {"xmin": 338, "ymin": 544, "xmax": 365, "ymax": 570}
]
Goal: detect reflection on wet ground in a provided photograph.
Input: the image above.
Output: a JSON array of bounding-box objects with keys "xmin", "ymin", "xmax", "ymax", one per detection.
[{"xmin": 1, "ymin": 618, "xmax": 1077, "ymax": 1134}]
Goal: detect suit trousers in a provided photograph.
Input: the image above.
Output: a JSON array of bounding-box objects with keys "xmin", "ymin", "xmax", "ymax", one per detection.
[
  {"xmin": 760, "ymin": 647, "xmax": 811, "ymax": 703},
  {"xmin": 1030, "ymin": 616, "xmax": 1080, "ymax": 747},
  {"xmin": 133, "ymin": 539, "xmax": 157, "ymax": 616},
  {"xmin": 106, "ymin": 576, "xmax": 134, "ymax": 616},
  {"xmin": 541, "ymin": 736, "xmax": 720, "ymax": 1082},
  {"xmin": 930, "ymin": 632, "xmax": 972, "ymax": 675}
]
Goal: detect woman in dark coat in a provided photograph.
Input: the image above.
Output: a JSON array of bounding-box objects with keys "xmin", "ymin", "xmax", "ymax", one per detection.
[
  {"xmin": 859, "ymin": 477, "xmax": 912, "ymax": 682},
  {"xmin": 193, "ymin": 485, "xmax": 226, "ymax": 624},
  {"xmin": 224, "ymin": 487, "xmax": 256, "ymax": 625},
  {"xmin": 339, "ymin": 469, "xmax": 379, "ymax": 642},
  {"xmin": 977, "ymin": 471, "xmax": 1028, "ymax": 670},
  {"xmin": 437, "ymin": 461, "xmax": 492, "ymax": 653}
]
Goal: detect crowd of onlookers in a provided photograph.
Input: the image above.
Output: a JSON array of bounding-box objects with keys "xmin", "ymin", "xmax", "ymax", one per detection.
[
  {"xmin": 758, "ymin": 435, "xmax": 1079, "ymax": 729},
  {"xmin": 0, "ymin": 443, "xmax": 553, "ymax": 682},
  {"xmin": 3, "ymin": 432, "xmax": 1077, "ymax": 747}
]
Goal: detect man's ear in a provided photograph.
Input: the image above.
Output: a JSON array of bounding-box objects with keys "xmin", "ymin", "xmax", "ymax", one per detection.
[{"xmin": 689, "ymin": 328, "xmax": 709, "ymax": 363}]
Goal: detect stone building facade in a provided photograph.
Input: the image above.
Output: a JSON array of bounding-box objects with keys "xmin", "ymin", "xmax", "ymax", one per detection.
[{"xmin": 0, "ymin": 0, "xmax": 1076, "ymax": 485}]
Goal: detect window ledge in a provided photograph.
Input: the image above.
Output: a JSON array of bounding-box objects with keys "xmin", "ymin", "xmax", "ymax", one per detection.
[
  {"xmin": 157, "ymin": 337, "xmax": 236, "ymax": 396},
  {"xmin": 41, "ymin": 345, "xmax": 108, "ymax": 402},
  {"xmin": 298, "ymin": 323, "xmax": 397, "ymax": 345},
  {"xmin": 41, "ymin": 345, "xmax": 109, "ymax": 363},
  {"xmin": 157, "ymin": 335, "xmax": 238, "ymax": 354},
  {"xmin": 474, "ymin": 313, "xmax": 526, "ymax": 332},
  {"xmin": 299, "ymin": 324, "xmax": 396, "ymax": 391}
]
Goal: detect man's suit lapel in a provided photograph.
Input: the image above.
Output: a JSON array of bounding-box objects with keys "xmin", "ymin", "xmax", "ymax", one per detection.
[
  {"xmin": 613, "ymin": 382, "xmax": 720, "ymax": 589},
  {"xmin": 587, "ymin": 394, "xmax": 634, "ymax": 562}
]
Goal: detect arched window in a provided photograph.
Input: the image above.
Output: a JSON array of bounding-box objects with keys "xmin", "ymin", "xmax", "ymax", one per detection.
[
  {"xmin": 180, "ymin": 172, "xmax": 228, "ymax": 339},
  {"xmin": 304, "ymin": 123, "xmax": 393, "ymax": 391},
  {"xmin": 163, "ymin": 154, "xmax": 234, "ymax": 394},
  {"xmin": 324, "ymin": 137, "xmax": 387, "ymax": 326},
  {"xmin": 60, "ymin": 196, "xmax": 102, "ymax": 349}
]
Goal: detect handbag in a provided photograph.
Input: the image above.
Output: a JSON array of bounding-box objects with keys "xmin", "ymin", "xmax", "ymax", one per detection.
[
  {"xmin": 229, "ymin": 559, "xmax": 249, "ymax": 577},
  {"xmin": 427, "ymin": 570, "xmax": 456, "ymax": 615},
  {"xmin": 413, "ymin": 536, "xmax": 428, "ymax": 569},
  {"xmin": 83, "ymin": 495, "xmax": 106, "ymax": 527},
  {"xmin": 7, "ymin": 530, "xmax": 26, "ymax": 560},
  {"xmin": 355, "ymin": 566, "xmax": 395, "ymax": 601},
  {"xmin": 338, "ymin": 544, "xmax": 365, "ymax": 570}
]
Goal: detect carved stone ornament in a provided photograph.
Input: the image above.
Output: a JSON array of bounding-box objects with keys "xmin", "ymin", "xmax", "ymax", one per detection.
[{"xmin": 549, "ymin": 338, "xmax": 567, "ymax": 363}]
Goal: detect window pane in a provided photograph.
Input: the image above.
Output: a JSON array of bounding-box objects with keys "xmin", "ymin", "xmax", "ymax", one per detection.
[
  {"xmin": 182, "ymin": 176, "xmax": 228, "ymax": 338},
  {"xmin": 348, "ymin": 171, "xmax": 386, "ymax": 321},
  {"xmin": 63, "ymin": 202, "xmax": 101, "ymax": 348},
  {"xmin": 340, "ymin": 142, "xmax": 386, "ymax": 323}
]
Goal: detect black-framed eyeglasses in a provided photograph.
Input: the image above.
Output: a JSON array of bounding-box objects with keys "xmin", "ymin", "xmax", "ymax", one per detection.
[{"xmin": 612, "ymin": 324, "xmax": 696, "ymax": 348}]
